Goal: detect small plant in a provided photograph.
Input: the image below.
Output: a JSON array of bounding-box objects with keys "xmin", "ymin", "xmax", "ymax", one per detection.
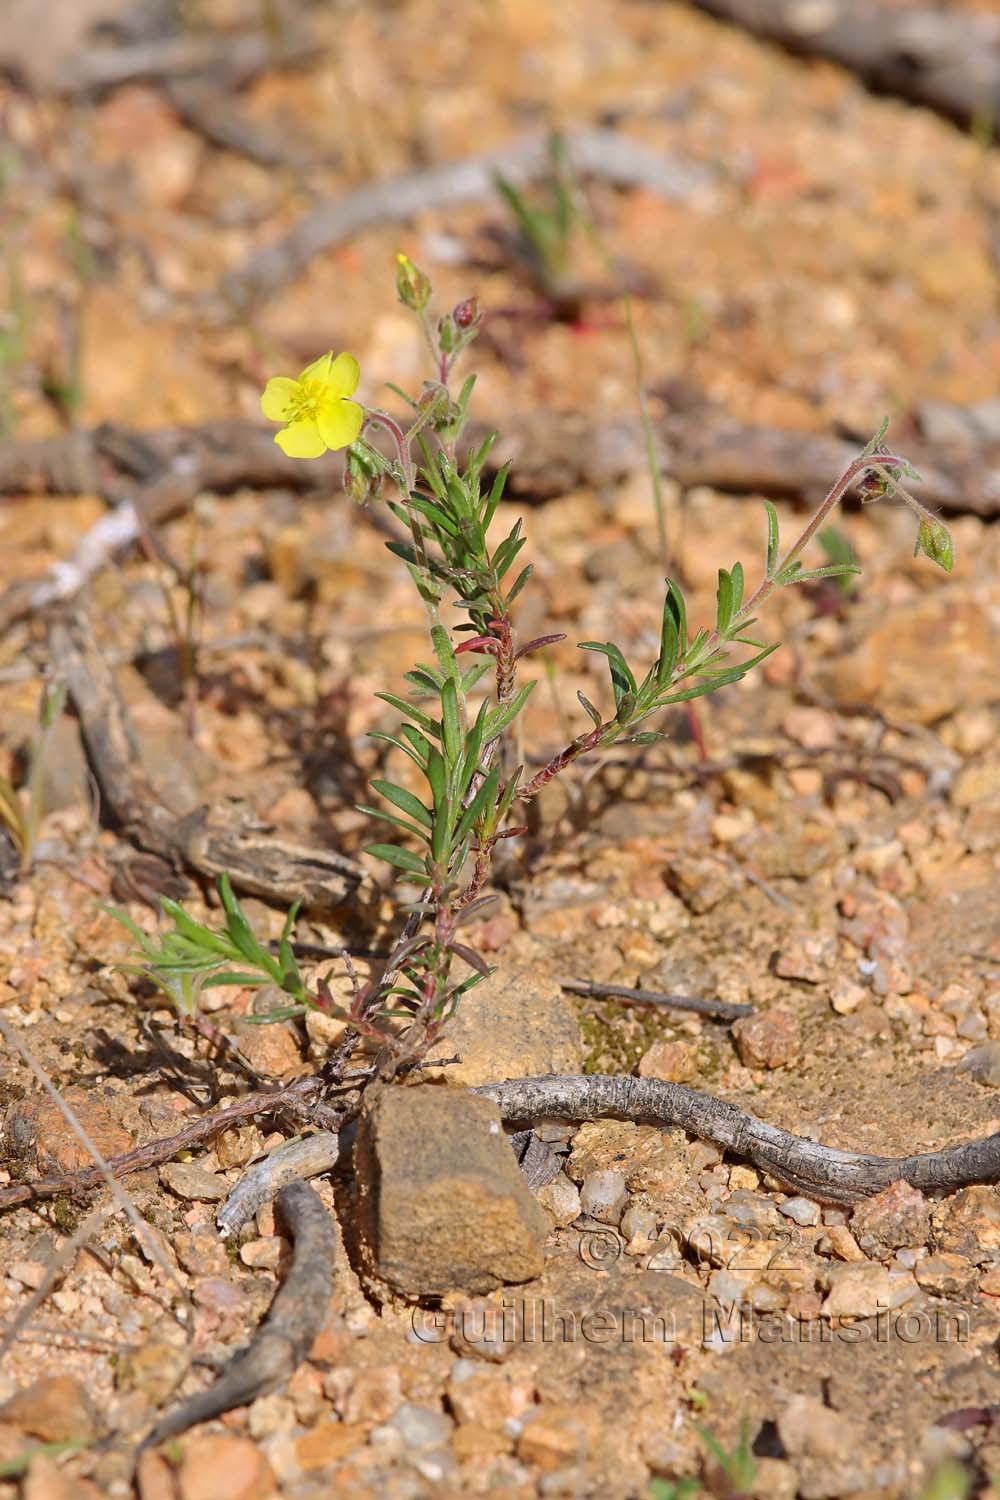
[
  {"xmin": 494, "ymin": 134, "xmax": 581, "ymax": 303},
  {"xmin": 107, "ymin": 873, "xmax": 315, "ymax": 1022},
  {"xmin": 650, "ymin": 1478, "xmax": 700, "ymax": 1500},
  {"xmin": 0, "ymin": 678, "xmax": 67, "ymax": 875},
  {"xmin": 115, "ymin": 256, "xmax": 953, "ymax": 1074},
  {"xmin": 918, "ymin": 1459, "xmax": 972, "ymax": 1500},
  {"xmin": 695, "ymin": 1415, "xmax": 757, "ymax": 1497}
]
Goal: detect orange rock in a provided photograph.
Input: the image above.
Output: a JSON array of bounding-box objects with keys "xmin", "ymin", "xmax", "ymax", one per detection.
[
  {"xmin": 295, "ymin": 1421, "xmax": 368, "ymax": 1472},
  {"xmin": 516, "ymin": 1404, "xmax": 599, "ymax": 1472},
  {"xmin": 136, "ymin": 1449, "xmax": 177, "ymax": 1500},
  {"xmin": 4, "ymin": 1090, "xmax": 132, "ymax": 1175},
  {"xmin": 22, "ymin": 1452, "xmax": 103, "ymax": 1500},
  {"xmin": 237, "ymin": 1022, "xmax": 303, "ymax": 1079},
  {"xmin": 731, "ymin": 1008, "xmax": 801, "ymax": 1070},
  {"xmin": 177, "ymin": 1435, "xmax": 276, "ymax": 1500},
  {"xmin": 0, "ymin": 1376, "xmax": 96, "ymax": 1443},
  {"xmin": 637, "ymin": 1039, "xmax": 697, "ymax": 1083},
  {"xmin": 452, "ymin": 1422, "xmax": 511, "ymax": 1460}
]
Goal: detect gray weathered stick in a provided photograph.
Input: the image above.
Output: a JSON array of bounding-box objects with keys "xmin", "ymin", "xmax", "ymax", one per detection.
[
  {"xmin": 221, "ymin": 128, "xmax": 712, "ymax": 305},
  {"xmin": 476, "ymin": 1074, "xmax": 1000, "ymax": 1204},
  {"xmin": 688, "ymin": 0, "xmax": 1000, "ymax": 134},
  {"xmin": 50, "ymin": 617, "xmax": 363, "ymax": 911},
  {"xmin": 144, "ymin": 1181, "xmax": 335, "ymax": 1447},
  {"xmin": 217, "ymin": 1133, "xmax": 341, "ymax": 1239}
]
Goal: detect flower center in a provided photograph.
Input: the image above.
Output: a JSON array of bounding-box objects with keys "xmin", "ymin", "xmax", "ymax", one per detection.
[{"xmin": 285, "ymin": 379, "xmax": 325, "ymax": 423}]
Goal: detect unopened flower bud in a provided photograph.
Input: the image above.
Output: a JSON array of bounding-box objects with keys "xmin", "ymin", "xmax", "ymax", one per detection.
[
  {"xmin": 452, "ymin": 296, "xmax": 480, "ymax": 330},
  {"xmin": 437, "ymin": 314, "xmax": 454, "ymax": 354},
  {"xmin": 344, "ymin": 448, "xmax": 379, "ymax": 506},
  {"xmin": 395, "ymin": 252, "xmax": 431, "ymax": 312},
  {"xmin": 914, "ymin": 516, "xmax": 955, "ymax": 572}
]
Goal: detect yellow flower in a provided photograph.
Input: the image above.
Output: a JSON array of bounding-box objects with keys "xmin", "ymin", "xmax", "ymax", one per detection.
[{"xmin": 260, "ymin": 351, "xmax": 364, "ymax": 458}]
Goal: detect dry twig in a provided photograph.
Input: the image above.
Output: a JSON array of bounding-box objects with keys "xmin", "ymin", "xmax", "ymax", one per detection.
[{"xmin": 49, "ymin": 617, "xmax": 364, "ymax": 911}]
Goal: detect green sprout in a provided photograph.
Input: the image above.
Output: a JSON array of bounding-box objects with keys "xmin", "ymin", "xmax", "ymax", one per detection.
[
  {"xmin": 0, "ymin": 678, "xmax": 68, "ymax": 875},
  {"xmin": 106, "ymin": 874, "xmax": 323, "ymax": 1024},
  {"xmin": 695, "ymin": 1415, "xmax": 757, "ymax": 1497},
  {"xmin": 495, "ymin": 134, "xmax": 579, "ymax": 299}
]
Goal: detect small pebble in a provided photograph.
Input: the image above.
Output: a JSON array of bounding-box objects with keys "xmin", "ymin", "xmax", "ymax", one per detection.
[
  {"xmin": 620, "ymin": 1206, "xmax": 659, "ymax": 1242},
  {"xmin": 579, "ymin": 1170, "xmax": 628, "ymax": 1225},
  {"xmin": 779, "ymin": 1196, "xmax": 820, "ymax": 1227},
  {"xmin": 159, "ymin": 1162, "xmax": 228, "ymax": 1202},
  {"xmin": 687, "ymin": 1140, "xmax": 724, "ymax": 1172},
  {"xmin": 387, "ymin": 1402, "xmax": 454, "ymax": 1450},
  {"xmin": 239, "ymin": 1236, "xmax": 288, "ymax": 1271},
  {"xmin": 960, "ymin": 1042, "xmax": 1000, "ymax": 1087},
  {"xmin": 535, "ymin": 1172, "xmax": 581, "ymax": 1227}
]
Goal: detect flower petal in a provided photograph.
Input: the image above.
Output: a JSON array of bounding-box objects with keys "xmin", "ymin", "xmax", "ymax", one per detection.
[
  {"xmin": 274, "ymin": 419, "xmax": 326, "ymax": 458},
  {"xmin": 297, "ymin": 351, "xmax": 333, "ymax": 384},
  {"xmin": 260, "ymin": 377, "xmax": 299, "ymax": 422},
  {"xmin": 316, "ymin": 398, "xmax": 364, "ymax": 452},
  {"xmin": 324, "ymin": 351, "xmax": 360, "ymax": 400}
]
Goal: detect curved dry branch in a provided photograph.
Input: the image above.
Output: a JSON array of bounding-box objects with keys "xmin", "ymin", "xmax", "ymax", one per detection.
[
  {"xmin": 476, "ymin": 1073, "xmax": 1000, "ymax": 1204},
  {"xmin": 144, "ymin": 1181, "xmax": 336, "ymax": 1447},
  {"xmin": 689, "ymin": 0, "xmax": 1000, "ymax": 132}
]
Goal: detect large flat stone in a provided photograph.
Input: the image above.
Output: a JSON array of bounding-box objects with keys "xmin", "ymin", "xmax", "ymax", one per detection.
[{"xmin": 353, "ymin": 1086, "xmax": 550, "ymax": 1297}]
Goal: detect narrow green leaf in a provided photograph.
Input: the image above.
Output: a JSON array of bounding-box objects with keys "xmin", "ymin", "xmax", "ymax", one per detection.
[
  {"xmin": 365, "ymin": 843, "xmax": 428, "ymax": 874},
  {"xmin": 103, "ymin": 905, "xmax": 157, "ymax": 956},
  {"xmin": 425, "ymin": 746, "xmax": 448, "ymax": 813},
  {"xmin": 376, "ymin": 692, "xmax": 439, "ymax": 736},
  {"xmin": 495, "ymin": 767, "xmax": 523, "ymax": 821},
  {"xmin": 764, "ymin": 500, "xmax": 780, "ymax": 578},
  {"xmin": 484, "ymin": 680, "xmax": 536, "ymax": 740},
  {"xmin": 277, "ymin": 899, "xmax": 301, "ymax": 974},
  {"xmin": 615, "ymin": 689, "xmax": 636, "ymax": 724},
  {"xmin": 158, "ymin": 899, "xmax": 236, "ymax": 960},
  {"xmin": 577, "ymin": 691, "xmax": 602, "ymax": 729},
  {"xmin": 580, "ymin": 642, "xmax": 637, "ymax": 708},
  {"xmin": 202, "ymin": 971, "xmax": 271, "ymax": 988},
  {"xmin": 453, "ymin": 766, "xmax": 500, "ymax": 847},
  {"xmin": 369, "ymin": 780, "xmax": 433, "ymax": 830},
  {"xmin": 404, "ymin": 666, "xmax": 444, "ymax": 694},
  {"xmin": 459, "ymin": 662, "xmax": 490, "ymax": 693},
  {"xmin": 665, "ymin": 579, "xmax": 688, "ymax": 655},
  {"xmin": 384, "ymin": 539, "xmax": 418, "ymax": 568},
  {"xmin": 860, "ymin": 415, "xmax": 890, "ymax": 457},
  {"xmin": 483, "ymin": 461, "xmax": 510, "ymax": 529},
  {"xmin": 217, "ymin": 878, "xmax": 271, "ymax": 968},
  {"xmin": 399, "ymin": 724, "xmax": 433, "ymax": 760},
  {"xmin": 458, "ymin": 701, "xmax": 489, "ymax": 795},
  {"xmin": 493, "ymin": 532, "xmax": 527, "ymax": 581},
  {"xmin": 656, "ymin": 590, "xmax": 679, "ymax": 687},
  {"xmin": 246, "ymin": 1004, "xmax": 312, "ymax": 1024},
  {"xmin": 730, "ymin": 561, "xmax": 744, "ymax": 615},
  {"xmin": 657, "ymin": 677, "xmax": 737, "ymax": 707},
  {"xmin": 715, "ymin": 567, "xmax": 734, "ymax": 636},
  {"xmin": 358, "ymin": 804, "xmax": 428, "ymax": 840},
  {"xmin": 440, "ymin": 677, "xmax": 462, "ymax": 766},
  {"xmin": 786, "ymin": 563, "xmax": 862, "ymax": 584},
  {"xmin": 407, "ymin": 494, "xmax": 461, "ymax": 536},
  {"xmin": 430, "ymin": 624, "xmax": 459, "ymax": 683},
  {"xmin": 505, "ymin": 563, "xmax": 533, "ymax": 606},
  {"xmin": 369, "ymin": 731, "xmax": 426, "ymax": 770}
]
